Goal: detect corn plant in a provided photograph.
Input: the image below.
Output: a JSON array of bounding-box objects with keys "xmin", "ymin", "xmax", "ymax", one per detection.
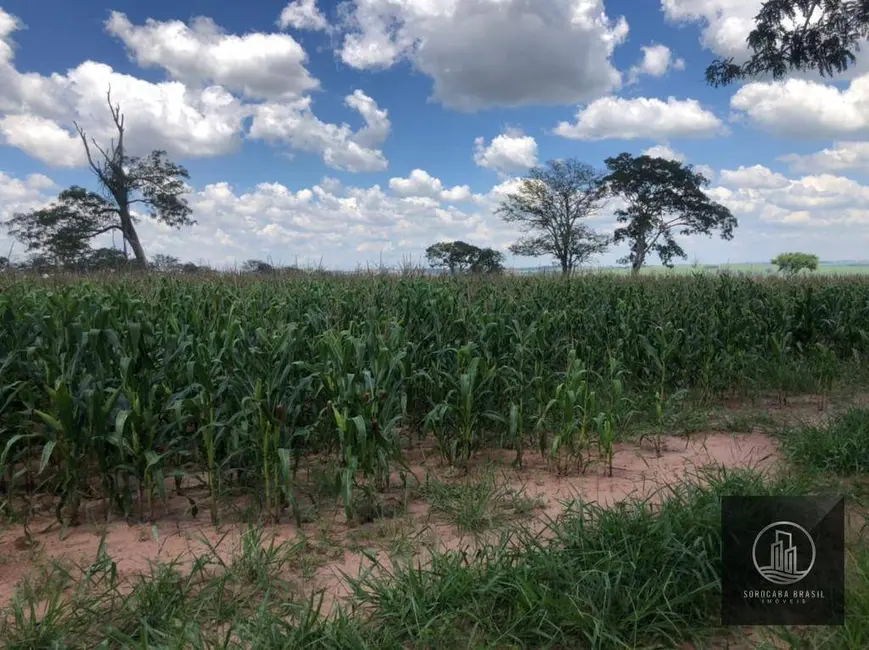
[
  {"xmin": 423, "ymin": 344, "xmax": 499, "ymax": 468},
  {"xmin": 539, "ymin": 350, "xmax": 597, "ymax": 475},
  {"xmin": 3, "ymin": 272, "xmax": 869, "ymax": 527},
  {"xmin": 640, "ymin": 323, "xmax": 686, "ymax": 456},
  {"xmin": 320, "ymin": 327, "xmax": 409, "ymax": 517},
  {"xmin": 34, "ymin": 373, "xmax": 122, "ymax": 526},
  {"xmin": 811, "ymin": 342, "xmax": 837, "ymax": 411},
  {"xmin": 768, "ymin": 330, "xmax": 794, "ymax": 406}
]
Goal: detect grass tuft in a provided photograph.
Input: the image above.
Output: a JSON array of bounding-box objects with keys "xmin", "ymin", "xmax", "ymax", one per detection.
[{"xmin": 778, "ymin": 406, "xmax": 869, "ymax": 475}]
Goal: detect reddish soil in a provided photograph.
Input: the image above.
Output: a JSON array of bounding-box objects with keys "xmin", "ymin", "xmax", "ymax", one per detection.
[{"xmin": 0, "ymin": 429, "xmax": 782, "ymax": 614}]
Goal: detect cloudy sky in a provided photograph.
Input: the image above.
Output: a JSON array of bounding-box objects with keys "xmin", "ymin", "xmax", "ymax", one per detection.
[{"xmin": 1, "ymin": 0, "xmax": 868, "ymax": 270}]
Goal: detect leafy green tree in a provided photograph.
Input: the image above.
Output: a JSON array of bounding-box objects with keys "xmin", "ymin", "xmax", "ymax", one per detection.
[
  {"xmin": 78, "ymin": 247, "xmax": 130, "ymax": 272},
  {"xmin": 6, "ymin": 187, "xmax": 120, "ymax": 266},
  {"xmin": 149, "ymin": 254, "xmax": 181, "ymax": 272},
  {"xmin": 425, "ymin": 241, "xmax": 504, "ymax": 274},
  {"xmin": 5, "ymin": 90, "xmax": 194, "ymax": 268},
  {"xmin": 468, "ymin": 246, "xmax": 505, "ymax": 274},
  {"xmin": 241, "ymin": 259, "xmax": 277, "ymax": 274},
  {"xmin": 772, "ymin": 252, "xmax": 820, "ymax": 275},
  {"xmin": 496, "ymin": 159, "xmax": 610, "ymax": 276},
  {"xmin": 706, "ymin": 0, "xmax": 869, "ymax": 86},
  {"xmin": 602, "ymin": 153, "xmax": 738, "ymax": 275}
]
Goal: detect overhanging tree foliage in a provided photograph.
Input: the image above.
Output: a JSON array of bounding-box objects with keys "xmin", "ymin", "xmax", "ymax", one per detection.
[
  {"xmin": 5, "ymin": 90, "xmax": 194, "ymax": 268},
  {"xmin": 496, "ymin": 159, "xmax": 610, "ymax": 276},
  {"xmin": 705, "ymin": 0, "xmax": 869, "ymax": 86},
  {"xmin": 602, "ymin": 153, "xmax": 738, "ymax": 275},
  {"xmin": 425, "ymin": 241, "xmax": 504, "ymax": 274}
]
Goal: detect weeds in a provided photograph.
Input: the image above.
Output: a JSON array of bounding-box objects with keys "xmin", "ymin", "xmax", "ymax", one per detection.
[{"xmin": 778, "ymin": 406, "xmax": 869, "ymax": 475}]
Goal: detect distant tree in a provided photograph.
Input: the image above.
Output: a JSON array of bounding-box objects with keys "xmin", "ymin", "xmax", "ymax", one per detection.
[
  {"xmin": 149, "ymin": 253, "xmax": 181, "ymax": 272},
  {"xmin": 78, "ymin": 247, "xmax": 129, "ymax": 272},
  {"xmin": 0, "ymin": 256, "xmax": 8, "ymax": 271},
  {"xmin": 180, "ymin": 262, "xmax": 200, "ymax": 274},
  {"xmin": 468, "ymin": 247, "xmax": 505, "ymax": 274},
  {"xmin": 425, "ymin": 241, "xmax": 504, "ymax": 274},
  {"xmin": 425, "ymin": 241, "xmax": 476, "ymax": 274},
  {"xmin": 16, "ymin": 255, "xmax": 54, "ymax": 272},
  {"xmin": 241, "ymin": 259, "xmax": 276, "ymax": 274},
  {"xmin": 5, "ymin": 90, "xmax": 194, "ymax": 268},
  {"xmin": 772, "ymin": 252, "xmax": 820, "ymax": 276},
  {"xmin": 496, "ymin": 159, "xmax": 610, "ymax": 276},
  {"xmin": 602, "ymin": 153, "xmax": 738, "ymax": 275},
  {"xmin": 705, "ymin": 0, "xmax": 869, "ymax": 87}
]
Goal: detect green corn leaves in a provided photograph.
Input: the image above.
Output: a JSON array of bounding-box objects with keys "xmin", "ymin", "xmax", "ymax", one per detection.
[{"xmin": 1, "ymin": 273, "xmax": 868, "ymax": 525}]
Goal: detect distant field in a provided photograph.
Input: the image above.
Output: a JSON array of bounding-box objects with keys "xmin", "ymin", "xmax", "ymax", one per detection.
[{"xmin": 570, "ymin": 263, "xmax": 869, "ymax": 276}]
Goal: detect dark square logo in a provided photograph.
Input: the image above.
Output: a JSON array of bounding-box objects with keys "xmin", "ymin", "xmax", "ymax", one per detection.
[{"xmin": 721, "ymin": 495, "xmax": 845, "ymax": 626}]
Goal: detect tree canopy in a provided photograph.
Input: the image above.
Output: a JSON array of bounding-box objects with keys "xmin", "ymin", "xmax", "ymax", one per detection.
[
  {"xmin": 705, "ymin": 0, "xmax": 869, "ymax": 86},
  {"xmin": 496, "ymin": 159, "xmax": 610, "ymax": 275},
  {"xmin": 772, "ymin": 252, "xmax": 820, "ymax": 275},
  {"xmin": 7, "ymin": 186, "xmax": 124, "ymax": 266},
  {"xmin": 241, "ymin": 259, "xmax": 277, "ymax": 274},
  {"xmin": 425, "ymin": 241, "xmax": 505, "ymax": 274},
  {"xmin": 5, "ymin": 90, "xmax": 194, "ymax": 268},
  {"xmin": 149, "ymin": 254, "xmax": 182, "ymax": 272},
  {"xmin": 602, "ymin": 153, "xmax": 738, "ymax": 274}
]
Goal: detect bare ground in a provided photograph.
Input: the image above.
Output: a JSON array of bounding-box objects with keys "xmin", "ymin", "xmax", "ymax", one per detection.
[
  {"xmin": 0, "ymin": 433, "xmax": 782, "ymax": 612},
  {"xmin": 0, "ymin": 390, "xmax": 865, "ymax": 629}
]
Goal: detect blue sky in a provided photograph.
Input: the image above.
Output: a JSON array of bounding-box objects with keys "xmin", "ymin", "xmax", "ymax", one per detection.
[{"xmin": 1, "ymin": 0, "xmax": 868, "ymax": 269}]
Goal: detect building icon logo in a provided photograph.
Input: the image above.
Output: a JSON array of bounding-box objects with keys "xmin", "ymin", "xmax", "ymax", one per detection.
[{"xmin": 752, "ymin": 521, "xmax": 816, "ymax": 585}]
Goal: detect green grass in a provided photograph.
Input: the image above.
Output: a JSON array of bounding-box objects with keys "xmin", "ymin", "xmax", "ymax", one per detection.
[
  {"xmin": 3, "ymin": 467, "xmax": 865, "ymax": 649},
  {"xmin": 421, "ymin": 473, "xmax": 543, "ymax": 536},
  {"xmin": 778, "ymin": 406, "xmax": 869, "ymax": 476}
]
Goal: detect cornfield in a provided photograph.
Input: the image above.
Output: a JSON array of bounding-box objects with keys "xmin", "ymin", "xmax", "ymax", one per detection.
[{"xmin": 1, "ymin": 272, "xmax": 868, "ymax": 525}]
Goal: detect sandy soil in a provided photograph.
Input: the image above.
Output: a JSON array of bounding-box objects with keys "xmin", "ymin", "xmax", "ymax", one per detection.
[
  {"xmin": 0, "ymin": 429, "xmax": 783, "ymax": 614},
  {"xmin": 5, "ymin": 386, "xmax": 868, "ymax": 630}
]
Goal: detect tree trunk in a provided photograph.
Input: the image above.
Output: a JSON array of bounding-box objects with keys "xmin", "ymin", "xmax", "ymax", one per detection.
[
  {"xmin": 631, "ymin": 241, "xmax": 647, "ymax": 276},
  {"xmin": 119, "ymin": 208, "xmax": 147, "ymax": 267}
]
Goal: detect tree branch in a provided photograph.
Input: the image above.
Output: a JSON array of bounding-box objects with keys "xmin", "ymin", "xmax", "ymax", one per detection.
[{"xmin": 74, "ymin": 122, "xmax": 109, "ymax": 186}]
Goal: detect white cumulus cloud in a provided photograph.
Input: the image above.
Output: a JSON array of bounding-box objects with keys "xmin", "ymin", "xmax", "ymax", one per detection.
[
  {"xmin": 0, "ymin": 9, "xmax": 249, "ymax": 163},
  {"xmin": 718, "ymin": 165, "xmax": 790, "ymax": 189},
  {"xmin": 661, "ymin": 0, "xmax": 762, "ymax": 60},
  {"xmin": 0, "ymin": 115, "xmax": 84, "ymax": 167},
  {"xmin": 780, "ymin": 141, "xmax": 869, "ymax": 174},
  {"xmin": 554, "ymin": 96, "xmax": 724, "ymax": 140},
  {"xmin": 731, "ymin": 75, "xmax": 869, "ymax": 139},
  {"xmin": 389, "ymin": 169, "xmax": 471, "ymax": 202},
  {"xmin": 641, "ymin": 145, "xmax": 685, "ymax": 162},
  {"xmin": 248, "ymin": 90, "xmax": 391, "ymax": 172},
  {"xmin": 106, "ymin": 12, "xmax": 319, "ymax": 100},
  {"xmin": 278, "ymin": 0, "xmax": 329, "ymax": 31},
  {"xmin": 474, "ymin": 130, "xmax": 538, "ymax": 174},
  {"xmin": 336, "ymin": 0, "xmax": 630, "ymax": 111},
  {"xmin": 629, "ymin": 44, "xmax": 685, "ymax": 82}
]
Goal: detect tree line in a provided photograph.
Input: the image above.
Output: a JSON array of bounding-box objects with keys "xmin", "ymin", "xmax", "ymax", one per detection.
[
  {"xmin": 425, "ymin": 154, "xmax": 738, "ymax": 276},
  {"xmin": 3, "ymin": 1, "xmax": 857, "ymax": 274}
]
